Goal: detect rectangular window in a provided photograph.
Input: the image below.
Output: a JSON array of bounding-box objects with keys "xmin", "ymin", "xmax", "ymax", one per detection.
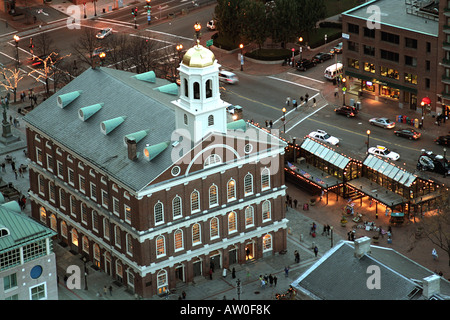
[
  {"xmin": 92, "ymin": 211, "xmax": 99, "ymax": 232},
  {"xmin": 36, "ymin": 147, "xmax": 43, "ymax": 165},
  {"xmin": 113, "ymin": 197, "xmax": 120, "ymax": 216},
  {"xmin": 81, "ymin": 204, "xmax": 88, "ymax": 224},
  {"xmin": 101, "ymin": 190, "xmax": 109, "ymax": 208},
  {"xmin": 405, "ymin": 37, "xmax": 417, "ymax": 49},
  {"xmin": 405, "ymin": 55, "xmax": 417, "ymax": 67},
  {"xmin": 79, "ymin": 176, "xmax": 86, "ymax": 194},
  {"xmin": 425, "ymin": 78, "xmax": 430, "ymax": 89},
  {"xmin": 23, "ymin": 240, "xmax": 47, "ymax": 262},
  {"xmin": 347, "ymin": 23, "xmax": 359, "ymax": 34},
  {"xmin": 380, "ymin": 66, "xmax": 399, "ymax": 80},
  {"xmin": 3, "ymin": 273, "xmax": 17, "ymax": 291},
  {"xmin": 49, "ymin": 183, "xmax": 56, "ymax": 203},
  {"xmin": 57, "ymin": 161, "xmax": 64, "ymax": 179},
  {"xmin": 30, "ymin": 283, "xmax": 47, "ymax": 300},
  {"xmin": 381, "ymin": 31, "xmax": 399, "ymax": 44},
  {"xmin": 0, "ymin": 249, "xmax": 21, "ymax": 271},
  {"xmin": 363, "ymin": 45, "xmax": 375, "ymax": 56},
  {"xmin": 68, "ymin": 168, "xmax": 75, "ymax": 186},
  {"xmin": 404, "ymin": 73, "xmax": 418, "ymax": 84},
  {"xmin": 124, "ymin": 205, "xmax": 132, "ymax": 223},
  {"xmin": 46, "ymin": 155, "xmax": 54, "ymax": 172},
  {"xmin": 426, "ymin": 42, "xmax": 431, "ymax": 52},
  {"xmin": 363, "ymin": 27, "xmax": 375, "ymax": 38},
  {"xmin": 380, "ymin": 49, "xmax": 399, "ymax": 62},
  {"xmin": 104, "ymin": 219, "xmax": 110, "ymax": 240},
  {"xmin": 90, "ymin": 182, "xmax": 97, "ymax": 201},
  {"xmin": 347, "ymin": 41, "xmax": 359, "ymax": 52},
  {"xmin": 348, "ymin": 58, "xmax": 359, "ymax": 70}
]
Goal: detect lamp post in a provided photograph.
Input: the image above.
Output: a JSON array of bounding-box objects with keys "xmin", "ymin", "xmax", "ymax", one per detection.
[
  {"xmin": 176, "ymin": 44, "xmax": 183, "ymax": 63},
  {"xmin": 282, "ymin": 107, "xmax": 286, "ymax": 133},
  {"xmin": 13, "ymin": 35, "xmax": 20, "ymax": 68},
  {"xmin": 93, "ymin": 0, "xmax": 97, "ymax": 17},
  {"xmin": 444, "ymin": 148, "xmax": 447, "ymax": 161},
  {"xmin": 420, "ymin": 101, "xmax": 425, "ymax": 129},
  {"xmin": 82, "ymin": 257, "xmax": 88, "ymax": 290},
  {"xmin": 298, "ymin": 37, "xmax": 303, "ymax": 60},
  {"xmin": 99, "ymin": 52, "xmax": 106, "ymax": 66},
  {"xmin": 239, "ymin": 44, "xmax": 244, "ymax": 71},
  {"xmin": 236, "ymin": 279, "xmax": 241, "ymax": 300},
  {"xmin": 330, "ymin": 226, "xmax": 334, "ymax": 248},
  {"xmin": 194, "ymin": 22, "xmax": 201, "ymax": 41},
  {"xmin": 366, "ymin": 130, "xmax": 371, "ymax": 153},
  {"xmin": 341, "ymin": 77, "xmax": 347, "ymax": 105},
  {"xmin": 83, "ymin": 2, "xmax": 87, "ymax": 18}
]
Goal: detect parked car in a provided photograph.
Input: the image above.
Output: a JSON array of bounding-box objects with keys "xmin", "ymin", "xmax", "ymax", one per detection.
[
  {"xmin": 368, "ymin": 145, "xmax": 400, "ymax": 161},
  {"xmin": 369, "ymin": 117, "xmax": 395, "ymax": 129},
  {"xmin": 331, "ymin": 42, "xmax": 343, "ymax": 54},
  {"xmin": 92, "ymin": 47, "xmax": 111, "ymax": 57},
  {"xmin": 96, "ymin": 27, "xmax": 113, "ymax": 39},
  {"xmin": 207, "ymin": 20, "xmax": 216, "ymax": 30},
  {"xmin": 296, "ymin": 58, "xmax": 316, "ymax": 71},
  {"xmin": 28, "ymin": 55, "xmax": 47, "ymax": 68},
  {"xmin": 435, "ymin": 135, "xmax": 450, "ymax": 146},
  {"xmin": 417, "ymin": 150, "xmax": 450, "ymax": 176},
  {"xmin": 394, "ymin": 128, "xmax": 421, "ymax": 140},
  {"xmin": 219, "ymin": 70, "xmax": 238, "ymax": 84},
  {"xmin": 312, "ymin": 52, "xmax": 332, "ymax": 63},
  {"xmin": 334, "ymin": 105, "xmax": 357, "ymax": 117},
  {"xmin": 308, "ymin": 129, "xmax": 339, "ymax": 146}
]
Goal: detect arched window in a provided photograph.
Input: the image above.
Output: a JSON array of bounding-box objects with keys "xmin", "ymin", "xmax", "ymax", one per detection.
[
  {"xmin": 193, "ymin": 82, "xmax": 200, "ymax": 99},
  {"xmin": 262, "ymin": 200, "xmax": 271, "ymax": 221},
  {"xmin": 49, "ymin": 182, "xmax": 56, "ymax": 202},
  {"xmin": 191, "ymin": 190, "xmax": 200, "ymax": 213},
  {"xmin": 192, "ymin": 223, "xmax": 201, "ymax": 245},
  {"xmin": 61, "ymin": 221, "xmax": 68, "ymax": 239},
  {"xmin": 38, "ymin": 174, "xmax": 45, "ymax": 195},
  {"xmin": 244, "ymin": 173, "xmax": 253, "ymax": 196},
  {"xmin": 228, "ymin": 211, "xmax": 237, "ymax": 234},
  {"xmin": 156, "ymin": 235, "xmax": 165, "ymax": 257},
  {"xmin": 208, "ymin": 115, "xmax": 214, "ymax": 126},
  {"xmin": 261, "ymin": 168, "xmax": 270, "ymax": 190},
  {"xmin": 154, "ymin": 202, "xmax": 164, "ymax": 225},
  {"xmin": 93, "ymin": 244, "xmax": 101, "ymax": 267},
  {"xmin": 39, "ymin": 206, "xmax": 47, "ymax": 223},
  {"xmin": 210, "ymin": 217, "xmax": 219, "ymax": 239},
  {"xmin": 115, "ymin": 225, "xmax": 121, "ymax": 248},
  {"xmin": 172, "ymin": 196, "xmax": 182, "ymax": 219},
  {"xmin": 227, "ymin": 179, "xmax": 236, "ymax": 201},
  {"xmin": 204, "ymin": 154, "xmax": 221, "ymax": 167},
  {"xmin": 71, "ymin": 228, "xmax": 78, "ymax": 247},
  {"xmin": 49, "ymin": 214, "xmax": 57, "ymax": 231},
  {"xmin": 157, "ymin": 270, "xmax": 168, "ymax": 295},
  {"xmin": 245, "ymin": 206, "xmax": 254, "ymax": 228},
  {"xmin": 174, "ymin": 229, "xmax": 184, "ymax": 251},
  {"xmin": 263, "ymin": 234, "xmax": 272, "ymax": 252},
  {"xmin": 82, "ymin": 236, "xmax": 89, "ymax": 254},
  {"xmin": 205, "ymin": 79, "xmax": 212, "ymax": 98},
  {"xmin": 209, "ymin": 184, "xmax": 218, "ymax": 207},
  {"xmin": 184, "ymin": 79, "xmax": 188, "ymax": 97}
]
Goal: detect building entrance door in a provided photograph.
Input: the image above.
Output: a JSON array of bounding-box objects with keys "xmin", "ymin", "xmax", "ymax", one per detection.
[{"xmin": 245, "ymin": 242, "xmax": 254, "ymax": 260}]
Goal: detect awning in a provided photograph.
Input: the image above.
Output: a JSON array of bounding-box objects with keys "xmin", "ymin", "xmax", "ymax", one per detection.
[
  {"xmin": 300, "ymin": 138, "xmax": 350, "ymax": 169},
  {"xmin": 364, "ymin": 155, "xmax": 417, "ymax": 187},
  {"xmin": 346, "ymin": 177, "xmax": 406, "ymax": 208}
]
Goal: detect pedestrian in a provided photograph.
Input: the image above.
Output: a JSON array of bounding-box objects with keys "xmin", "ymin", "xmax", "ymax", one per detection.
[
  {"xmin": 11, "ymin": 161, "xmax": 15, "ymax": 172},
  {"xmin": 284, "ymin": 266, "xmax": 289, "ymax": 277},
  {"xmin": 269, "ymin": 274, "xmax": 273, "ymax": 287},
  {"xmin": 108, "ymin": 285, "xmax": 113, "ymax": 296},
  {"xmin": 64, "ymin": 275, "xmax": 68, "ymax": 286},
  {"xmin": 209, "ymin": 268, "xmax": 213, "ymax": 280},
  {"xmin": 293, "ymin": 99, "xmax": 297, "ymax": 109},
  {"xmin": 293, "ymin": 199, "xmax": 298, "ymax": 208},
  {"xmin": 1, "ymin": 163, "xmax": 5, "ymax": 172},
  {"xmin": 286, "ymin": 96, "xmax": 290, "ymax": 107},
  {"xmin": 273, "ymin": 275, "xmax": 278, "ymax": 287},
  {"xmin": 432, "ymin": 248, "xmax": 438, "ymax": 260},
  {"xmin": 269, "ymin": 120, "xmax": 273, "ymax": 128},
  {"xmin": 14, "ymin": 169, "xmax": 17, "ymax": 180},
  {"xmin": 313, "ymin": 97, "xmax": 316, "ymax": 107},
  {"xmin": 182, "ymin": 291, "xmax": 186, "ymax": 299},
  {"xmin": 210, "ymin": 261, "xmax": 215, "ymax": 273},
  {"xmin": 326, "ymin": 224, "xmax": 330, "ymax": 236},
  {"xmin": 305, "ymin": 93, "xmax": 309, "ymax": 104},
  {"xmin": 289, "ymin": 198, "xmax": 292, "ymax": 208},
  {"xmin": 18, "ymin": 167, "xmax": 23, "ymax": 178},
  {"xmin": 314, "ymin": 246, "xmax": 319, "ymax": 257},
  {"xmin": 294, "ymin": 250, "xmax": 298, "ymax": 263},
  {"xmin": 261, "ymin": 278, "xmax": 266, "ymax": 289},
  {"xmin": 103, "ymin": 285, "xmax": 108, "ymax": 295},
  {"xmin": 232, "ymin": 267, "xmax": 236, "ymax": 279},
  {"xmin": 322, "ymin": 225, "xmax": 327, "ymax": 236},
  {"xmin": 265, "ymin": 120, "xmax": 269, "ymax": 127}
]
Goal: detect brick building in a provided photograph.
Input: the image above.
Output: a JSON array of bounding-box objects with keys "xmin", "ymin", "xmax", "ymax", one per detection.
[
  {"xmin": 342, "ymin": 0, "xmax": 449, "ymax": 119},
  {"xmin": 22, "ymin": 43, "xmax": 288, "ymax": 298}
]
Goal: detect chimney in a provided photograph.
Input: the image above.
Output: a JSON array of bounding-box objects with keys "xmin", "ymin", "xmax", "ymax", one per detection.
[
  {"xmin": 126, "ymin": 137, "xmax": 138, "ymax": 161},
  {"xmin": 354, "ymin": 236, "xmax": 371, "ymax": 258},
  {"xmin": 422, "ymin": 274, "xmax": 440, "ymax": 299}
]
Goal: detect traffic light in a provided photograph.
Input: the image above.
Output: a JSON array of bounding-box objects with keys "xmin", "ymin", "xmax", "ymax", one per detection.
[{"xmin": 132, "ymin": 7, "xmax": 137, "ymax": 16}]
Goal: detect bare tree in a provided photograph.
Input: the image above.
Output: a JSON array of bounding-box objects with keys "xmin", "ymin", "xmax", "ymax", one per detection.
[
  {"xmin": 33, "ymin": 32, "xmax": 56, "ymax": 58},
  {"xmin": 28, "ymin": 52, "xmax": 71, "ymax": 96},
  {"xmin": 0, "ymin": 68, "xmax": 25, "ymax": 103},
  {"xmin": 416, "ymin": 192, "xmax": 450, "ymax": 266},
  {"xmin": 72, "ymin": 28, "xmax": 100, "ymax": 68}
]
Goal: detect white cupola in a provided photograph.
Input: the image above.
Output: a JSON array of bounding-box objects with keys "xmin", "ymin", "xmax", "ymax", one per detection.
[{"xmin": 172, "ymin": 41, "xmax": 228, "ymax": 145}]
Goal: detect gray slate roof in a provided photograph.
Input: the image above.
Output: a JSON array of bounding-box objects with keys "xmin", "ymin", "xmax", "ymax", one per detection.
[
  {"xmin": 23, "ymin": 67, "xmax": 178, "ymax": 192},
  {"xmin": 292, "ymin": 241, "xmax": 421, "ymax": 300}
]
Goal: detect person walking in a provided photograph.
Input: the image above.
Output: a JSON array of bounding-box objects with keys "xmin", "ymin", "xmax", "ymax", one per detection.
[
  {"xmin": 284, "ymin": 266, "xmax": 289, "ymax": 277},
  {"xmin": 293, "ymin": 199, "xmax": 298, "ymax": 208},
  {"xmin": 231, "ymin": 267, "xmax": 236, "ymax": 279},
  {"xmin": 108, "ymin": 285, "xmax": 113, "ymax": 296},
  {"xmin": 273, "ymin": 275, "xmax": 278, "ymax": 287},
  {"xmin": 269, "ymin": 274, "xmax": 273, "ymax": 287},
  {"xmin": 103, "ymin": 285, "xmax": 108, "ymax": 296},
  {"xmin": 314, "ymin": 246, "xmax": 319, "ymax": 257},
  {"xmin": 269, "ymin": 120, "xmax": 273, "ymax": 128},
  {"xmin": 432, "ymin": 248, "xmax": 438, "ymax": 260}
]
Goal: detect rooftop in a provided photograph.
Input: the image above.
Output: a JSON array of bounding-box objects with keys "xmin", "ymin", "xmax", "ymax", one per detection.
[{"xmin": 342, "ymin": 0, "xmax": 439, "ymax": 37}]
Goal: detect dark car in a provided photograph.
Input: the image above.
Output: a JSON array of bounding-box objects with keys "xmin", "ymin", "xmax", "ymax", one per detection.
[
  {"xmin": 29, "ymin": 55, "xmax": 47, "ymax": 68},
  {"xmin": 312, "ymin": 52, "xmax": 332, "ymax": 63},
  {"xmin": 334, "ymin": 105, "xmax": 357, "ymax": 117},
  {"xmin": 394, "ymin": 129, "xmax": 421, "ymax": 140},
  {"xmin": 296, "ymin": 58, "xmax": 316, "ymax": 71},
  {"xmin": 417, "ymin": 150, "xmax": 450, "ymax": 176},
  {"xmin": 435, "ymin": 135, "xmax": 450, "ymax": 146}
]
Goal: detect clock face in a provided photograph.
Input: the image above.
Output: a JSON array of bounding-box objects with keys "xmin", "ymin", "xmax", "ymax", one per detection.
[{"xmin": 30, "ymin": 265, "xmax": 43, "ymax": 279}]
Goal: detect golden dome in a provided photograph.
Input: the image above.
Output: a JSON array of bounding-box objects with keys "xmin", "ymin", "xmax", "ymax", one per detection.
[{"xmin": 182, "ymin": 43, "xmax": 215, "ymax": 68}]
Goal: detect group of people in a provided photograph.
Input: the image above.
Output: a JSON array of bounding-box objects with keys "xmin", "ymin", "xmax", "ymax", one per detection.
[
  {"xmin": 259, "ymin": 273, "xmax": 278, "ymax": 289},
  {"xmin": 286, "ymin": 94, "xmax": 316, "ymax": 109}
]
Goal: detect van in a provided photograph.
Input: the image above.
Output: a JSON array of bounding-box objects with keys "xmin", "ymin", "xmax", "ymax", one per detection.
[
  {"xmin": 324, "ymin": 63, "xmax": 343, "ymax": 80},
  {"xmin": 219, "ymin": 71, "xmax": 239, "ymax": 84}
]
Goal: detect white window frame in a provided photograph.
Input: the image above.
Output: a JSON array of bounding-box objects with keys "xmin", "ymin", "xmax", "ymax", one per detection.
[
  {"xmin": 262, "ymin": 200, "xmax": 271, "ymax": 222},
  {"xmin": 154, "ymin": 201, "xmax": 164, "ymax": 225},
  {"xmin": 244, "ymin": 173, "xmax": 253, "ymax": 196},
  {"xmin": 67, "ymin": 168, "xmax": 75, "ymax": 186},
  {"xmin": 245, "ymin": 206, "xmax": 254, "ymax": 228},
  {"xmin": 57, "ymin": 160, "xmax": 64, "ymax": 179},
  {"xmin": 156, "ymin": 235, "xmax": 166, "ymax": 258},
  {"xmin": 261, "ymin": 168, "xmax": 271, "ymax": 191},
  {"xmin": 46, "ymin": 154, "xmax": 54, "ymax": 172},
  {"xmin": 227, "ymin": 179, "xmax": 236, "ymax": 202},
  {"xmin": 210, "ymin": 217, "xmax": 220, "ymax": 240},
  {"xmin": 263, "ymin": 234, "xmax": 272, "ymax": 252},
  {"xmin": 192, "ymin": 223, "xmax": 201, "ymax": 246},
  {"xmin": 35, "ymin": 147, "xmax": 43, "ymax": 165},
  {"xmin": 124, "ymin": 204, "xmax": 132, "ymax": 224},
  {"xmin": 191, "ymin": 190, "xmax": 200, "ymax": 214},
  {"xmin": 79, "ymin": 175, "xmax": 86, "ymax": 194},
  {"xmin": 90, "ymin": 182, "xmax": 97, "ymax": 201},
  {"xmin": 209, "ymin": 184, "xmax": 218, "ymax": 208},
  {"xmin": 101, "ymin": 190, "xmax": 109, "ymax": 209},
  {"xmin": 174, "ymin": 229, "xmax": 184, "ymax": 252},
  {"xmin": 228, "ymin": 211, "xmax": 237, "ymax": 234},
  {"xmin": 112, "ymin": 197, "xmax": 120, "ymax": 216},
  {"xmin": 172, "ymin": 195, "xmax": 182, "ymax": 219}
]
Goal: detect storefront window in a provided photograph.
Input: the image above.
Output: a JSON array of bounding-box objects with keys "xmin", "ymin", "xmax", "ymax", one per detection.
[
  {"xmin": 362, "ymin": 80, "xmax": 375, "ymax": 92},
  {"xmin": 404, "ymin": 73, "xmax": 417, "ymax": 84},
  {"xmin": 380, "ymin": 66, "xmax": 399, "ymax": 80},
  {"xmin": 364, "ymin": 62, "xmax": 375, "ymax": 73},
  {"xmin": 380, "ymin": 86, "xmax": 400, "ymax": 99}
]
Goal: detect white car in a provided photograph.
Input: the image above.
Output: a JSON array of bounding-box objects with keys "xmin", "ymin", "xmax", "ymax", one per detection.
[
  {"xmin": 96, "ymin": 28, "xmax": 113, "ymax": 39},
  {"xmin": 308, "ymin": 129, "xmax": 339, "ymax": 146},
  {"xmin": 207, "ymin": 20, "xmax": 216, "ymax": 30},
  {"xmin": 368, "ymin": 145, "xmax": 400, "ymax": 161},
  {"xmin": 219, "ymin": 71, "xmax": 238, "ymax": 84},
  {"xmin": 369, "ymin": 117, "xmax": 395, "ymax": 129}
]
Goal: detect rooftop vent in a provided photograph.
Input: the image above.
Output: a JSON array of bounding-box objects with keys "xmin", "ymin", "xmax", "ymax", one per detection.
[
  {"xmin": 123, "ymin": 129, "xmax": 150, "ymax": 146},
  {"xmin": 79, "ymin": 103, "xmax": 103, "ymax": 121},
  {"xmin": 143, "ymin": 141, "xmax": 169, "ymax": 161},
  {"xmin": 57, "ymin": 90, "xmax": 82, "ymax": 108},
  {"xmin": 132, "ymin": 71, "xmax": 156, "ymax": 83},
  {"xmin": 100, "ymin": 116, "xmax": 127, "ymax": 135}
]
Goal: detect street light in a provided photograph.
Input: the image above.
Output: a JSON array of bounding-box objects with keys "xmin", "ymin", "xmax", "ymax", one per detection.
[
  {"xmin": 298, "ymin": 36, "xmax": 303, "ymax": 60},
  {"xmin": 420, "ymin": 101, "xmax": 425, "ymax": 129},
  {"xmin": 13, "ymin": 35, "xmax": 20, "ymax": 67},
  {"xmin": 239, "ymin": 44, "xmax": 244, "ymax": 71},
  {"xmin": 93, "ymin": 0, "xmax": 97, "ymax": 17},
  {"xmin": 83, "ymin": 2, "xmax": 87, "ymax": 19},
  {"xmin": 282, "ymin": 107, "xmax": 286, "ymax": 132},
  {"xmin": 99, "ymin": 52, "xmax": 106, "ymax": 66},
  {"xmin": 366, "ymin": 130, "xmax": 371, "ymax": 153},
  {"xmin": 82, "ymin": 256, "xmax": 88, "ymax": 290},
  {"xmin": 330, "ymin": 226, "xmax": 334, "ymax": 248},
  {"xmin": 194, "ymin": 22, "xmax": 201, "ymax": 41},
  {"xmin": 341, "ymin": 77, "xmax": 347, "ymax": 105},
  {"xmin": 444, "ymin": 148, "xmax": 447, "ymax": 161},
  {"xmin": 236, "ymin": 279, "xmax": 241, "ymax": 300}
]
